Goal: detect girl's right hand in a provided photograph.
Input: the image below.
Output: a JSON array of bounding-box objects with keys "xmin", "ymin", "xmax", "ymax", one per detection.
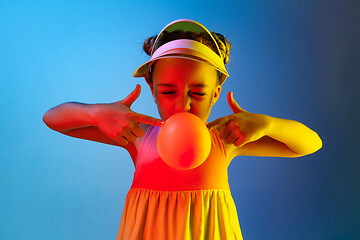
[{"xmin": 93, "ymin": 84, "xmax": 164, "ymax": 146}]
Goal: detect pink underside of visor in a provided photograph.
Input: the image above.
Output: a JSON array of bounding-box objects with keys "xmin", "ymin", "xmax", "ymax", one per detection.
[{"xmin": 134, "ymin": 39, "xmax": 228, "ymax": 78}]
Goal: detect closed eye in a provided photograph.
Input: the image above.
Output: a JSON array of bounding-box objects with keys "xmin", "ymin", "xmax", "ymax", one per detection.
[
  {"xmin": 161, "ymin": 91, "xmax": 205, "ymax": 96},
  {"xmin": 161, "ymin": 91, "xmax": 175, "ymax": 95},
  {"xmin": 192, "ymin": 92, "xmax": 205, "ymax": 96}
]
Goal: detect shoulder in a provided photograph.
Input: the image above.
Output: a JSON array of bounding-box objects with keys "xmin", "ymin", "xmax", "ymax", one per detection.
[
  {"xmin": 214, "ymin": 125, "xmax": 238, "ymax": 163},
  {"xmin": 133, "ymin": 123, "xmax": 151, "ymax": 149},
  {"xmin": 124, "ymin": 124, "xmax": 150, "ymax": 167}
]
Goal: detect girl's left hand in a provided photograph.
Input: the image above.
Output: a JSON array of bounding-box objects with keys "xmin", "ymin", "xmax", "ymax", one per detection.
[{"xmin": 207, "ymin": 92, "xmax": 269, "ymax": 147}]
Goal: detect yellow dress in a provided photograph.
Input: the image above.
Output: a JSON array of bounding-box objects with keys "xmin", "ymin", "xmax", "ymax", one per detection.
[{"xmin": 116, "ymin": 125, "xmax": 243, "ymax": 240}]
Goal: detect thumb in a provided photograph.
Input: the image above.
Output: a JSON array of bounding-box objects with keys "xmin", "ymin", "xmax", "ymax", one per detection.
[
  {"xmin": 121, "ymin": 84, "xmax": 141, "ymax": 107},
  {"xmin": 227, "ymin": 91, "xmax": 247, "ymax": 114}
]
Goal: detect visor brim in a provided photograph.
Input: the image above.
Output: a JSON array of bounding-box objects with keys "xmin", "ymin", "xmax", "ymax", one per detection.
[{"xmin": 133, "ymin": 39, "xmax": 229, "ymax": 79}]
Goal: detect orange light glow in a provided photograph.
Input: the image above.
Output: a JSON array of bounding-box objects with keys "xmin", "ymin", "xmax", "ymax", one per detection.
[{"xmin": 157, "ymin": 112, "xmax": 211, "ymax": 170}]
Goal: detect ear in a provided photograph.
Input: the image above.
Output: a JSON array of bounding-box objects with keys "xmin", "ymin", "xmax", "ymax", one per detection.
[{"xmin": 211, "ymin": 85, "xmax": 222, "ymax": 106}]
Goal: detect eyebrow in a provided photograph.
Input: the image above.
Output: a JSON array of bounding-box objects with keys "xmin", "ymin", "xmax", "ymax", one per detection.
[{"xmin": 158, "ymin": 83, "xmax": 209, "ymax": 88}]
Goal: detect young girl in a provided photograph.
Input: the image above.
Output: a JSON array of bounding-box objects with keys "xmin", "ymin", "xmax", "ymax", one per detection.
[{"xmin": 43, "ymin": 19, "xmax": 322, "ymax": 240}]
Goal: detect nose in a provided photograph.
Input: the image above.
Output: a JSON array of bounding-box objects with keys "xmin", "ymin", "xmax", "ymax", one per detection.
[{"xmin": 174, "ymin": 95, "xmax": 191, "ymax": 113}]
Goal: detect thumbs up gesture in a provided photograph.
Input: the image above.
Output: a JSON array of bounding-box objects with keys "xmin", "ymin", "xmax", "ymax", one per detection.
[
  {"xmin": 207, "ymin": 92, "xmax": 268, "ymax": 147},
  {"xmin": 93, "ymin": 84, "xmax": 164, "ymax": 146}
]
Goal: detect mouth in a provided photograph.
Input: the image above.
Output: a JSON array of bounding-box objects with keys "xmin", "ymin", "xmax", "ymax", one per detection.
[{"xmin": 171, "ymin": 111, "xmax": 192, "ymax": 116}]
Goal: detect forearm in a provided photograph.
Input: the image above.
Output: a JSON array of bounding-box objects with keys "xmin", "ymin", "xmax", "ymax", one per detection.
[
  {"xmin": 43, "ymin": 102, "xmax": 98, "ymax": 133},
  {"xmin": 264, "ymin": 115, "xmax": 322, "ymax": 156}
]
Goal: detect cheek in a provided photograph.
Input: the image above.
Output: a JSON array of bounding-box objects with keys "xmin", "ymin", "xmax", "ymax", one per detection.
[
  {"xmin": 155, "ymin": 97, "xmax": 173, "ymax": 118},
  {"xmin": 191, "ymin": 97, "xmax": 213, "ymax": 118}
]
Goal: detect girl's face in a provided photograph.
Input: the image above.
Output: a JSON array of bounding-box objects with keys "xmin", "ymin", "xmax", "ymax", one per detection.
[{"xmin": 149, "ymin": 58, "xmax": 222, "ymax": 122}]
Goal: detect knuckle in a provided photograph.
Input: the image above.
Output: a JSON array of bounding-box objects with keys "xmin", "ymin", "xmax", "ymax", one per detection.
[
  {"xmin": 233, "ymin": 128, "xmax": 243, "ymax": 135},
  {"xmin": 120, "ymin": 121, "xmax": 132, "ymax": 130},
  {"xmin": 115, "ymin": 126, "xmax": 125, "ymax": 135},
  {"xmin": 123, "ymin": 122, "xmax": 131, "ymax": 128},
  {"xmin": 112, "ymin": 132, "xmax": 122, "ymax": 140},
  {"xmin": 228, "ymin": 119, "xmax": 236, "ymax": 126},
  {"xmin": 126, "ymin": 112, "xmax": 134, "ymax": 118}
]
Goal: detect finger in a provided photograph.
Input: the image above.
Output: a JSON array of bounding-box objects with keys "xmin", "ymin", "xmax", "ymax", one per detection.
[
  {"xmin": 207, "ymin": 116, "xmax": 230, "ymax": 131},
  {"xmin": 219, "ymin": 126, "xmax": 231, "ymax": 139},
  {"xmin": 135, "ymin": 113, "xmax": 164, "ymax": 127},
  {"xmin": 121, "ymin": 130, "xmax": 137, "ymax": 143},
  {"xmin": 227, "ymin": 91, "xmax": 247, "ymax": 114},
  {"xmin": 234, "ymin": 134, "xmax": 247, "ymax": 147},
  {"xmin": 225, "ymin": 133, "xmax": 239, "ymax": 145},
  {"xmin": 116, "ymin": 136, "xmax": 129, "ymax": 146},
  {"xmin": 121, "ymin": 84, "xmax": 141, "ymax": 107},
  {"xmin": 131, "ymin": 124, "xmax": 145, "ymax": 138}
]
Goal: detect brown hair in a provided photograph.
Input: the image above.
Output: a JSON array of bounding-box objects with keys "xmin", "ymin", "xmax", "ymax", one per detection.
[{"xmin": 143, "ymin": 30, "xmax": 231, "ymax": 85}]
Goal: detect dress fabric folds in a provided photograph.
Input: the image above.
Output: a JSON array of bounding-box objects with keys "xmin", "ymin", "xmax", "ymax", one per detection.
[{"xmin": 116, "ymin": 125, "xmax": 243, "ymax": 240}]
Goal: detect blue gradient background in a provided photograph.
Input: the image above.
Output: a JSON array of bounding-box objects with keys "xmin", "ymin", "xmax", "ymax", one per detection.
[{"xmin": 1, "ymin": 0, "xmax": 359, "ymax": 239}]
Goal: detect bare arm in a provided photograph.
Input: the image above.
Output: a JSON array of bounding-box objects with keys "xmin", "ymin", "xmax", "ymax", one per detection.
[
  {"xmin": 43, "ymin": 85, "xmax": 163, "ymax": 163},
  {"xmin": 43, "ymin": 102, "xmax": 97, "ymax": 133},
  {"xmin": 231, "ymin": 115, "xmax": 322, "ymax": 158},
  {"xmin": 208, "ymin": 92, "xmax": 322, "ymax": 160}
]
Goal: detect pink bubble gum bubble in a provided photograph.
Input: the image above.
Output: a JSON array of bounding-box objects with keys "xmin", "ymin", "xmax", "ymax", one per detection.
[{"xmin": 157, "ymin": 113, "xmax": 211, "ymax": 170}]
